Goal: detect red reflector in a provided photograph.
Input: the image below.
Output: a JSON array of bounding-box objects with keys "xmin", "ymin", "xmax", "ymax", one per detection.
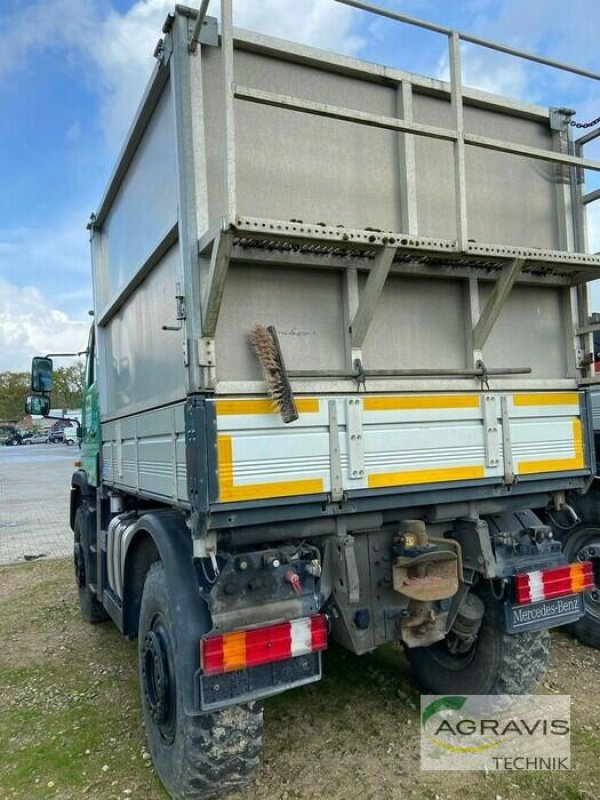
[
  {"xmin": 311, "ymin": 614, "xmax": 328, "ymax": 650},
  {"xmin": 200, "ymin": 614, "xmax": 328, "ymax": 677},
  {"xmin": 245, "ymin": 624, "xmax": 291, "ymax": 668},
  {"xmin": 514, "ymin": 573, "xmax": 531, "ymax": 605},
  {"xmin": 201, "ymin": 635, "xmax": 224, "ymax": 677}
]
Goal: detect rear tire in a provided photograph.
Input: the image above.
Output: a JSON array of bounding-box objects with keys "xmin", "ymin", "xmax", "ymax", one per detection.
[
  {"xmin": 73, "ymin": 505, "xmax": 108, "ymax": 624},
  {"xmin": 563, "ymin": 526, "xmax": 600, "ymax": 649},
  {"xmin": 406, "ymin": 590, "xmax": 551, "ymax": 695},
  {"xmin": 139, "ymin": 562, "xmax": 263, "ymax": 800}
]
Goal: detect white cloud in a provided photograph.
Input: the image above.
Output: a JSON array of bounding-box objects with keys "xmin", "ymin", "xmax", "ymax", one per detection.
[
  {"xmin": 435, "ymin": 44, "xmax": 532, "ymax": 100},
  {"xmin": 0, "ymin": 214, "xmax": 90, "ymax": 285},
  {"xmin": 233, "ymin": 0, "xmax": 364, "ymax": 55},
  {"xmin": 0, "ymin": 0, "xmax": 364, "ymax": 151},
  {"xmin": 0, "ymin": 0, "xmax": 100, "ymax": 78},
  {"xmin": 0, "ymin": 279, "xmax": 88, "ymax": 372},
  {"xmin": 0, "ymin": 214, "xmax": 92, "ymax": 370},
  {"xmin": 91, "ymin": 0, "xmax": 365, "ymax": 149}
]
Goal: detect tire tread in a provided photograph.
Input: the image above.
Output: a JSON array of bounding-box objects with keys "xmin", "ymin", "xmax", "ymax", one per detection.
[{"xmin": 140, "ymin": 562, "xmax": 263, "ymax": 800}]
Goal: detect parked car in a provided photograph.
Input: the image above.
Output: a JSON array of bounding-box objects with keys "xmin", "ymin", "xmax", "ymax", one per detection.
[
  {"xmin": 23, "ymin": 432, "xmax": 49, "ymax": 445},
  {"xmin": 48, "ymin": 430, "xmax": 65, "ymax": 444},
  {"xmin": 6, "ymin": 431, "xmax": 31, "ymax": 445},
  {"xmin": 62, "ymin": 424, "xmax": 80, "ymax": 446}
]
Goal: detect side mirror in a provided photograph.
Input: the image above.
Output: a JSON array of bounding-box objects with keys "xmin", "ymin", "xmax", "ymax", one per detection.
[
  {"xmin": 25, "ymin": 395, "xmax": 50, "ymax": 416},
  {"xmin": 31, "ymin": 356, "xmax": 53, "ymax": 393}
]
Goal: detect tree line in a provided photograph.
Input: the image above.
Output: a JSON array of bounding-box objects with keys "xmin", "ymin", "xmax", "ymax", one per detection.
[{"xmin": 0, "ymin": 364, "xmax": 85, "ymax": 422}]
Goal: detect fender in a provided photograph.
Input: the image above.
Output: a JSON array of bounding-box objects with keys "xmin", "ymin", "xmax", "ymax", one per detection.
[
  {"xmin": 70, "ymin": 469, "xmax": 95, "ymax": 531},
  {"xmin": 120, "ymin": 510, "xmax": 212, "ymax": 715}
]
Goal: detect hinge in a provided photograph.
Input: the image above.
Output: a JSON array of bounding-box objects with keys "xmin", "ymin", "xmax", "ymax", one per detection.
[
  {"xmin": 346, "ymin": 398, "xmax": 364, "ymax": 480},
  {"xmin": 197, "ymin": 337, "xmax": 215, "ymax": 367},
  {"xmin": 481, "ymin": 395, "xmax": 499, "ymax": 469}
]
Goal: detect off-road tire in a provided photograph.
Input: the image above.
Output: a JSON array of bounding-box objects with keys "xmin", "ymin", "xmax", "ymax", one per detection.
[
  {"xmin": 563, "ymin": 526, "xmax": 600, "ymax": 649},
  {"xmin": 406, "ymin": 590, "xmax": 551, "ymax": 695},
  {"xmin": 73, "ymin": 505, "xmax": 108, "ymax": 624},
  {"xmin": 139, "ymin": 562, "xmax": 263, "ymax": 800}
]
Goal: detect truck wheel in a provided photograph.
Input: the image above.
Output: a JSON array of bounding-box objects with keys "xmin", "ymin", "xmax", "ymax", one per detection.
[
  {"xmin": 563, "ymin": 526, "xmax": 600, "ymax": 649},
  {"xmin": 73, "ymin": 505, "xmax": 108, "ymax": 624},
  {"xmin": 406, "ymin": 591, "xmax": 550, "ymax": 695},
  {"xmin": 139, "ymin": 562, "xmax": 263, "ymax": 800}
]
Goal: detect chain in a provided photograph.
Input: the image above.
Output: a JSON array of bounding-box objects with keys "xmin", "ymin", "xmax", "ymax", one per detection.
[{"xmin": 570, "ymin": 114, "xmax": 600, "ymax": 129}]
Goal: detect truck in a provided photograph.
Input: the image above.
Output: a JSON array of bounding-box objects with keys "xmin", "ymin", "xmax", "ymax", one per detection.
[{"xmin": 25, "ymin": 2, "xmax": 600, "ymax": 797}]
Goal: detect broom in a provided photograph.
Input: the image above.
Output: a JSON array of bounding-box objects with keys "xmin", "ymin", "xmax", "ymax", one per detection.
[{"xmin": 250, "ymin": 325, "xmax": 299, "ymax": 424}]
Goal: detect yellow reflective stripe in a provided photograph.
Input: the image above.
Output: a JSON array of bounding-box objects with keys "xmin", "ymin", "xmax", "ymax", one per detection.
[
  {"xmin": 518, "ymin": 419, "xmax": 585, "ymax": 475},
  {"xmin": 216, "ymin": 398, "xmax": 319, "ymax": 416},
  {"xmin": 513, "ymin": 393, "xmax": 579, "ymax": 406},
  {"xmin": 217, "ymin": 435, "xmax": 324, "ymax": 502},
  {"xmin": 363, "ymin": 395, "xmax": 479, "ymax": 412},
  {"xmin": 368, "ymin": 465, "xmax": 484, "ymax": 489}
]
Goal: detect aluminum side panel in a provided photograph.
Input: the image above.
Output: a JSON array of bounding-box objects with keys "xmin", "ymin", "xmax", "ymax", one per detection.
[
  {"xmin": 480, "ymin": 283, "xmax": 567, "ymax": 378},
  {"xmin": 215, "ymin": 264, "xmax": 346, "ymax": 382},
  {"xmin": 96, "ymin": 81, "xmax": 178, "ymax": 315},
  {"xmin": 99, "ymin": 244, "xmax": 187, "ymax": 417}
]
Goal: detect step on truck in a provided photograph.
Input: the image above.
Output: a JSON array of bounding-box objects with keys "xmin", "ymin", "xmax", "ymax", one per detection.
[{"xmin": 26, "ymin": 2, "xmax": 600, "ymax": 797}]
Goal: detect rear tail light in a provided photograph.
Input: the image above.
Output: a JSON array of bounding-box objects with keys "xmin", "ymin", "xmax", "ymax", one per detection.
[
  {"xmin": 201, "ymin": 614, "xmax": 328, "ymax": 677},
  {"xmin": 514, "ymin": 561, "xmax": 594, "ymax": 605}
]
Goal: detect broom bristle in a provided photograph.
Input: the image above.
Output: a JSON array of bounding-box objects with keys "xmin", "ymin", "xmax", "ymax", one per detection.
[{"xmin": 250, "ymin": 324, "xmax": 299, "ymax": 423}]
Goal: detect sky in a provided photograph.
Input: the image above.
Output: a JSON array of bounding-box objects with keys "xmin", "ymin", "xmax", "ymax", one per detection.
[{"xmin": 1, "ymin": 0, "xmax": 600, "ymax": 371}]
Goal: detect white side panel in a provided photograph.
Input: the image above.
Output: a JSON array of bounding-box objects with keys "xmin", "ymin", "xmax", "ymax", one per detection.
[
  {"xmin": 213, "ymin": 392, "xmax": 586, "ymax": 503},
  {"xmin": 102, "ymin": 403, "xmax": 188, "ymax": 503}
]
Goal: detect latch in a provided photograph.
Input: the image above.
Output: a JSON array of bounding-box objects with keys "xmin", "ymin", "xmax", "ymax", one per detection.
[{"xmin": 162, "ymin": 282, "xmax": 186, "ymax": 331}]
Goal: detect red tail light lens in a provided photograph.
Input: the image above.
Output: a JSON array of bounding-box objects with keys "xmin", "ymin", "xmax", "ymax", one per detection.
[
  {"xmin": 514, "ymin": 561, "xmax": 594, "ymax": 605},
  {"xmin": 201, "ymin": 614, "xmax": 328, "ymax": 677}
]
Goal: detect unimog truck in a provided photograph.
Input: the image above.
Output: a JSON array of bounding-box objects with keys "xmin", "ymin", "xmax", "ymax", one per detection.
[{"xmin": 27, "ymin": 2, "xmax": 600, "ymax": 797}]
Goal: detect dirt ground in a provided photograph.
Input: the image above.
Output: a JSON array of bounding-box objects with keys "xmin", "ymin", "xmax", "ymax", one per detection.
[{"xmin": 1, "ymin": 559, "xmax": 599, "ymax": 800}]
